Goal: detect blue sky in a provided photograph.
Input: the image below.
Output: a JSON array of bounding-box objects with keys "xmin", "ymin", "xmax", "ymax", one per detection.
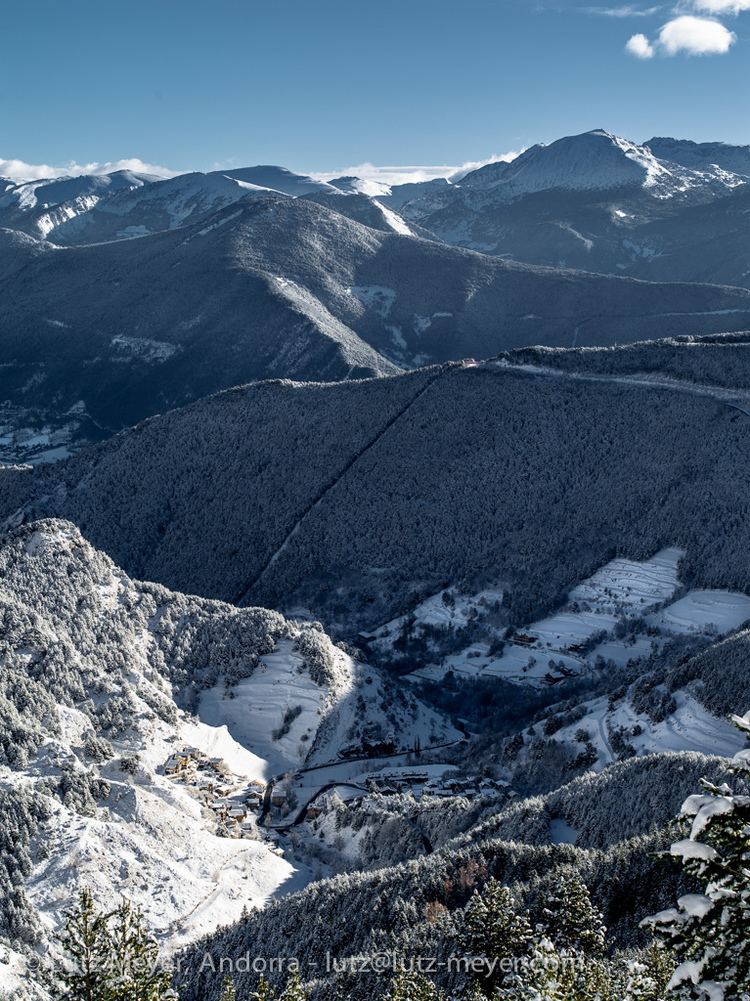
[{"xmin": 1, "ymin": 0, "xmax": 749, "ymax": 182}]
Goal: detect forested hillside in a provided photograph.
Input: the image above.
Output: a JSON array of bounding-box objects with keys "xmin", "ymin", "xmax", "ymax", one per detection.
[
  {"xmin": 174, "ymin": 751, "xmax": 742, "ymax": 1001},
  {"xmin": 6, "ymin": 339, "xmax": 750, "ymax": 636},
  {"xmin": 0, "ymin": 518, "xmax": 452, "ymax": 987}
]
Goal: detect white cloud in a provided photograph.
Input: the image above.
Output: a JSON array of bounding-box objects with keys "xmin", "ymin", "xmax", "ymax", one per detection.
[
  {"xmin": 626, "ymin": 31, "xmax": 657, "ymax": 55},
  {"xmin": 689, "ymin": 0, "xmax": 750, "ymax": 12},
  {"xmin": 626, "ymin": 13, "xmax": 737, "ymax": 57},
  {"xmin": 658, "ymin": 14, "xmax": 736, "ymax": 53},
  {"xmin": 0, "ymin": 156, "xmax": 177, "ymax": 184},
  {"xmin": 586, "ymin": 5, "xmax": 663, "ymax": 16},
  {"xmin": 311, "ymin": 151, "xmax": 523, "ymax": 188}
]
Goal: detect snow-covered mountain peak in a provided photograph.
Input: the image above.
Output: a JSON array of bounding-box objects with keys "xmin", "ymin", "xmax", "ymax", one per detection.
[
  {"xmin": 328, "ymin": 175, "xmax": 393, "ymax": 198},
  {"xmin": 645, "ymin": 136, "xmax": 750, "ymax": 178},
  {"xmin": 217, "ymin": 164, "xmax": 339, "ymax": 197},
  {"xmin": 459, "ymin": 128, "xmax": 746, "ymax": 201},
  {"xmin": 0, "ymin": 168, "xmax": 155, "ymax": 212}
]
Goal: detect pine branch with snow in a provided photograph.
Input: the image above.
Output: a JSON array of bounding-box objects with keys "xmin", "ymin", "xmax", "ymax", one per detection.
[{"xmin": 644, "ymin": 713, "xmax": 750, "ymax": 1000}]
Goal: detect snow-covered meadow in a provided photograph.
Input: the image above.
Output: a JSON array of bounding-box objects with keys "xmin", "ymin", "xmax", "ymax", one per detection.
[{"xmin": 381, "ymin": 548, "xmax": 750, "ymax": 687}]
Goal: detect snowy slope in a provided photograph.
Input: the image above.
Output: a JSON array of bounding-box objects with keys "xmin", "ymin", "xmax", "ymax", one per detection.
[
  {"xmin": 459, "ymin": 130, "xmax": 746, "ymax": 200},
  {"xmin": 551, "ymin": 691, "xmax": 747, "ymax": 773},
  {"xmin": 0, "ymin": 519, "xmax": 455, "ymax": 983},
  {"xmin": 200, "ymin": 638, "xmax": 457, "ymax": 775},
  {"xmin": 0, "ymin": 169, "xmax": 157, "ymax": 240},
  {"xmin": 646, "ymin": 137, "xmax": 750, "ymax": 179},
  {"xmin": 48, "ymin": 171, "xmax": 276, "ymax": 244},
  {"xmin": 220, "ymin": 165, "xmax": 338, "ymax": 197},
  {"xmin": 199, "ymin": 639, "xmax": 345, "ymax": 774},
  {"xmin": 329, "ymin": 175, "xmax": 393, "ymax": 198},
  {"xmin": 0, "ymin": 169, "xmax": 155, "ymax": 212}
]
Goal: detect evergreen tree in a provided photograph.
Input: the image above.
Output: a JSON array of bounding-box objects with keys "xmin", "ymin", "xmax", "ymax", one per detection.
[
  {"xmin": 279, "ymin": 969, "xmax": 308, "ymax": 1001},
  {"xmin": 620, "ymin": 946, "xmax": 671, "ymax": 1001},
  {"xmin": 219, "ymin": 975, "xmax": 236, "ymax": 1001},
  {"xmin": 458, "ymin": 878, "xmax": 532, "ymax": 993},
  {"xmin": 107, "ymin": 898, "xmax": 173, "ymax": 1001},
  {"xmin": 500, "ymin": 935, "xmax": 612, "ymax": 1001},
  {"xmin": 250, "ymin": 975, "xmax": 276, "ymax": 1001},
  {"xmin": 536, "ymin": 870, "xmax": 607, "ymax": 956},
  {"xmin": 381, "ymin": 968, "xmax": 442, "ymax": 1001},
  {"xmin": 47, "ymin": 889, "xmax": 174, "ymax": 1001},
  {"xmin": 645, "ymin": 712, "xmax": 750, "ymax": 999},
  {"xmin": 48, "ymin": 888, "xmax": 113, "ymax": 1001}
]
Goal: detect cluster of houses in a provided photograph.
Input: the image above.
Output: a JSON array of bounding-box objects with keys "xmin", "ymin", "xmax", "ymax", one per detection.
[
  {"xmin": 362, "ymin": 770, "xmax": 509, "ymax": 799},
  {"xmin": 163, "ymin": 745, "xmax": 284, "ymax": 839}
]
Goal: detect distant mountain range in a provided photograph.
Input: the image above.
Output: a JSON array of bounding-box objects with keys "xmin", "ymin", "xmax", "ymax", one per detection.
[
  {"xmin": 2, "ymin": 131, "xmax": 750, "ymax": 443},
  {"xmin": 388, "ymin": 131, "xmax": 750, "ymax": 282},
  {"xmin": 4, "ymin": 187, "xmax": 750, "ymax": 435}
]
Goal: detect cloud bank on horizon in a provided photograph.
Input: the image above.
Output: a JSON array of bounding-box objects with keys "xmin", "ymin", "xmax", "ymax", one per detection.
[
  {"xmin": 1, "ymin": 152, "xmax": 524, "ymax": 189},
  {"xmin": 0, "ymin": 156, "xmax": 177, "ymax": 184},
  {"xmin": 312, "ymin": 151, "xmax": 524, "ymax": 188},
  {"xmin": 624, "ymin": 1, "xmax": 745, "ymax": 58}
]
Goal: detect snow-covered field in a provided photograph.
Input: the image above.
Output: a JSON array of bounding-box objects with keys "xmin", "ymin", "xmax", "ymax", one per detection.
[
  {"xmin": 368, "ymin": 586, "xmax": 504, "ymax": 651},
  {"xmin": 0, "ymin": 403, "xmax": 105, "ymax": 465},
  {"xmin": 199, "ymin": 640, "xmax": 334, "ymax": 774},
  {"xmin": 647, "ymin": 590, "xmax": 750, "ymax": 636},
  {"xmin": 396, "ymin": 548, "xmax": 750, "ymax": 687},
  {"xmin": 553, "ymin": 691, "xmax": 748, "ymax": 771}
]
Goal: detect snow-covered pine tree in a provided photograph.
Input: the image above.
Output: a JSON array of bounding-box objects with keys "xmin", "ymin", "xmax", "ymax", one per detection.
[
  {"xmin": 644, "ymin": 712, "xmax": 750, "ymax": 1000},
  {"xmin": 219, "ymin": 975, "xmax": 236, "ymax": 1001},
  {"xmin": 458, "ymin": 878, "xmax": 532, "ymax": 994},
  {"xmin": 249, "ymin": 974, "xmax": 276, "ymax": 1001},
  {"xmin": 620, "ymin": 946, "xmax": 672, "ymax": 1001},
  {"xmin": 381, "ymin": 968, "xmax": 443, "ymax": 1001},
  {"xmin": 536, "ymin": 870, "xmax": 607, "ymax": 956},
  {"xmin": 280, "ymin": 969, "xmax": 308, "ymax": 1001},
  {"xmin": 48, "ymin": 888, "xmax": 113, "ymax": 1001},
  {"xmin": 498, "ymin": 934, "xmax": 613, "ymax": 1001},
  {"xmin": 107, "ymin": 898, "xmax": 173, "ymax": 1001}
]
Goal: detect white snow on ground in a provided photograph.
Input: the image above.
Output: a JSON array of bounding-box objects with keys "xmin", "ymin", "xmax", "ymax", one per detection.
[
  {"xmin": 346, "ymin": 284, "xmax": 396, "ymax": 318},
  {"xmin": 110, "ymin": 335, "xmax": 180, "ymax": 363},
  {"xmin": 569, "ymin": 548, "xmax": 683, "ymax": 612},
  {"xmin": 116, "ymin": 224, "xmax": 150, "ymax": 237},
  {"xmin": 199, "ymin": 640, "xmax": 335, "ymax": 775},
  {"xmin": 24, "ymin": 757, "xmax": 297, "ymax": 957},
  {"xmin": 413, "ymin": 312, "xmax": 452, "ymax": 335},
  {"xmin": 293, "ymin": 761, "xmax": 458, "ymax": 798},
  {"xmin": 647, "ymin": 590, "xmax": 750, "ymax": 636},
  {"xmin": 587, "ymin": 634, "xmax": 654, "ymax": 667},
  {"xmin": 3, "ymin": 701, "xmax": 310, "ymax": 973},
  {"xmin": 1, "ymin": 523, "xmax": 463, "ymax": 988},
  {"xmin": 0, "ymin": 406, "xmax": 90, "ymax": 465},
  {"xmin": 388, "ymin": 325, "xmax": 407, "ymax": 350},
  {"xmin": 179, "ymin": 720, "xmax": 268, "ymax": 783},
  {"xmin": 401, "ymin": 548, "xmax": 750, "ymax": 689},
  {"xmin": 199, "ymin": 636, "xmax": 456, "ymax": 783},
  {"xmin": 375, "ymin": 202, "xmax": 413, "ymax": 236},
  {"xmin": 194, "ymin": 208, "xmax": 244, "ymax": 238},
  {"xmin": 368, "ymin": 586, "xmax": 504, "ymax": 653},
  {"xmin": 407, "ymin": 549, "xmax": 683, "ymax": 685},
  {"xmin": 554, "ymin": 691, "xmax": 747, "ymax": 770}
]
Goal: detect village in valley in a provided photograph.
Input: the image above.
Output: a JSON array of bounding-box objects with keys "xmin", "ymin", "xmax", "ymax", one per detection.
[
  {"xmin": 161, "ymin": 740, "xmax": 506, "ymax": 842},
  {"xmin": 163, "ymin": 745, "xmax": 277, "ymax": 841}
]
